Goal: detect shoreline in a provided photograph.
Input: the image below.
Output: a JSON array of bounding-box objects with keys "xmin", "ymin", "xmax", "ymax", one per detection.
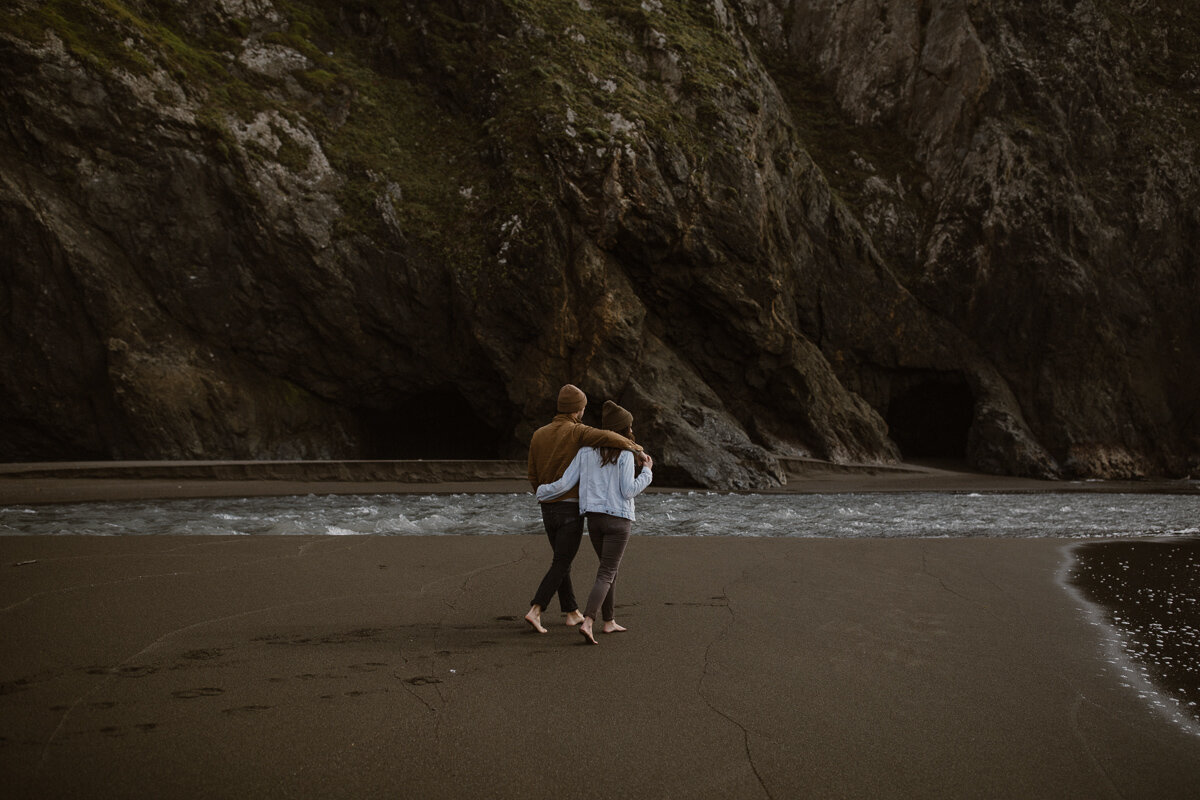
[
  {"xmin": 1, "ymin": 534, "xmax": 1197, "ymax": 798},
  {"xmin": 2, "ymin": 463, "xmax": 1198, "ymax": 796},
  {"xmin": 1, "ymin": 458, "xmax": 1196, "ymax": 506},
  {"xmin": 1065, "ymin": 537, "xmax": 1200, "ymax": 738}
]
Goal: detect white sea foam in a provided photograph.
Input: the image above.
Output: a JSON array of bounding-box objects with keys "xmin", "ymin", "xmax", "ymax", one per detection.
[
  {"xmin": 1, "ymin": 491, "xmax": 1197, "ymax": 538},
  {"xmin": 1061, "ymin": 540, "xmax": 1200, "ymax": 739}
]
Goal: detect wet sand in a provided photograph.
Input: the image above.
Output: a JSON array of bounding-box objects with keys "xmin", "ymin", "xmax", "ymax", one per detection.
[
  {"xmin": 1068, "ymin": 539, "xmax": 1200, "ymax": 730},
  {"xmin": 2, "ymin": 533, "xmax": 1199, "ymax": 798}
]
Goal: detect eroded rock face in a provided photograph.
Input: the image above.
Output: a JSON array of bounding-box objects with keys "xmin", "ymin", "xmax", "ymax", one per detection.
[
  {"xmin": 1, "ymin": 0, "xmax": 1196, "ymax": 485},
  {"xmin": 738, "ymin": 0, "xmax": 1200, "ymax": 479}
]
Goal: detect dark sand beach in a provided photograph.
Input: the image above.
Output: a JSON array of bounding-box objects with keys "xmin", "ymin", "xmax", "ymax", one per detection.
[{"xmin": 1, "ymin": 462, "xmax": 1198, "ymax": 798}]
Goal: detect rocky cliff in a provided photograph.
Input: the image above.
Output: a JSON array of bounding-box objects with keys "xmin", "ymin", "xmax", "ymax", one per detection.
[{"xmin": 2, "ymin": 0, "xmax": 1197, "ymax": 488}]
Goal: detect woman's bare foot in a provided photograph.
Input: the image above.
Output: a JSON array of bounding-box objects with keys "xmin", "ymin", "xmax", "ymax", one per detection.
[
  {"xmin": 564, "ymin": 610, "xmax": 585, "ymax": 627},
  {"xmin": 524, "ymin": 606, "xmax": 548, "ymax": 634},
  {"xmin": 602, "ymin": 620, "xmax": 627, "ymax": 634},
  {"xmin": 579, "ymin": 617, "xmax": 598, "ymax": 645}
]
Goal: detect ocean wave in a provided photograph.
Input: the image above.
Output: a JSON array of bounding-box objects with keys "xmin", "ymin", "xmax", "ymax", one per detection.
[{"xmin": 0, "ymin": 492, "xmax": 1197, "ymax": 539}]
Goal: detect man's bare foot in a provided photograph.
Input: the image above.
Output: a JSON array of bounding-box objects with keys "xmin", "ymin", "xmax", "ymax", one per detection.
[
  {"xmin": 602, "ymin": 620, "xmax": 627, "ymax": 634},
  {"xmin": 579, "ymin": 617, "xmax": 598, "ymax": 645},
  {"xmin": 564, "ymin": 610, "xmax": 585, "ymax": 627},
  {"xmin": 524, "ymin": 606, "xmax": 548, "ymax": 634}
]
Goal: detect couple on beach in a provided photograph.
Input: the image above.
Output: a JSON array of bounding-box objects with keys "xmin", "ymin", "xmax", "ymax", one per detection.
[{"xmin": 524, "ymin": 384, "xmax": 654, "ymax": 645}]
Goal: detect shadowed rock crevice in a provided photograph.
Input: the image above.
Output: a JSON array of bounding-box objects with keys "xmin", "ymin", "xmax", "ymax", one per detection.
[
  {"xmin": 886, "ymin": 371, "xmax": 974, "ymax": 460},
  {"xmin": 355, "ymin": 388, "xmax": 507, "ymax": 460}
]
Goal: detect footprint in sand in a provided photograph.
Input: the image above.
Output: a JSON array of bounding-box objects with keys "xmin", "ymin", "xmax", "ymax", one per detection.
[
  {"xmin": 404, "ymin": 676, "xmax": 442, "ymax": 686},
  {"xmin": 87, "ymin": 665, "xmax": 157, "ymax": 678},
  {"xmin": 172, "ymin": 687, "xmax": 224, "ymax": 699},
  {"xmin": 118, "ymin": 665, "xmax": 157, "ymax": 677},
  {"xmin": 348, "ymin": 628, "xmax": 383, "ymax": 637},
  {"xmin": 348, "ymin": 662, "xmax": 387, "ymax": 672},
  {"xmin": 181, "ymin": 649, "xmax": 223, "ymax": 661},
  {"xmin": 222, "ymin": 705, "xmax": 271, "ymax": 715}
]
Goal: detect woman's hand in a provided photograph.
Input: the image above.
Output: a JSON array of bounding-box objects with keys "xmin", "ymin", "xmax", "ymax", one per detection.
[{"xmin": 637, "ymin": 452, "xmax": 654, "ymax": 470}]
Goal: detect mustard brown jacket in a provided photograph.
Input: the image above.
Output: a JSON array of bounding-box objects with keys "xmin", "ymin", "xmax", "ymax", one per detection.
[{"xmin": 527, "ymin": 414, "xmax": 640, "ymax": 501}]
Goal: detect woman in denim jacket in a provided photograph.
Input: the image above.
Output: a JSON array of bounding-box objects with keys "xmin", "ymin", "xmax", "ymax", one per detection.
[{"xmin": 536, "ymin": 400, "xmax": 654, "ymax": 645}]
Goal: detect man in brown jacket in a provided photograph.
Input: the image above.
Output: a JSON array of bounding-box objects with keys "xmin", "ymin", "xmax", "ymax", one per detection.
[{"xmin": 524, "ymin": 384, "xmax": 644, "ymax": 633}]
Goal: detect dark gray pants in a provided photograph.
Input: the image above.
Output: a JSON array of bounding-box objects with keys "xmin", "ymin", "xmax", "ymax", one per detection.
[
  {"xmin": 584, "ymin": 513, "xmax": 632, "ymax": 622},
  {"xmin": 531, "ymin": 501, "xmax": 582, "ymax": 612}
]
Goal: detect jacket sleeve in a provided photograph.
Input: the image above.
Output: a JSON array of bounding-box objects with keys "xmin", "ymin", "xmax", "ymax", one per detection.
[
  {"xmin": 576, "ymin": 424, "xmax": 643, "ymax": 452},
  {"xmin": 536, "ymin": 448, "xmax": 584, "ymax": 502},
  {"xmin": 617, "ymin": 450, "xmax": 653, "ymax": 500}
]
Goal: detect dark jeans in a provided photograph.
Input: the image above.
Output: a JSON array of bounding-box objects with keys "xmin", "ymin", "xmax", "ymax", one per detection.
[
  {"xmin": 530, "ymin": 501, "xmax": 583, "ymax": 612},
  {"xmin": 584, "ymin": 513, "xmax": 632, "ymax": 622}
]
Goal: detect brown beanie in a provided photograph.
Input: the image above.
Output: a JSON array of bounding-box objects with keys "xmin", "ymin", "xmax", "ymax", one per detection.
[
  {"xmin": 557, "ymin": 384, "xmax": 587, "ymax": 414},
  {"xmin": 602, "ymin": 400, "xmax": 634, "ymax": 432}
]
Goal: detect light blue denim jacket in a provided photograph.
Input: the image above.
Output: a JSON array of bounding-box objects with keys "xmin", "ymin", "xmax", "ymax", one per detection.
[{"xmin": 535, "ymin": 447, "xmax": 652, "ymax": 521}]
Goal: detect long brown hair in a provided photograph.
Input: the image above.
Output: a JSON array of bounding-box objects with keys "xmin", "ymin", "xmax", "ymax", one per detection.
[{"xmin": 599, "ymin": 428, "xmax": 634, "ymax": 467}]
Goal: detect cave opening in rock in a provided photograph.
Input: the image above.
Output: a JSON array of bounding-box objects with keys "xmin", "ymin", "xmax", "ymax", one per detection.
[
  {"xmin": 886, "ymin": 373, "xmax": 975, "ymax": 460},
  {"xmin": 356, "ymin": 389, "xmax": 505, "ymax": 459}
]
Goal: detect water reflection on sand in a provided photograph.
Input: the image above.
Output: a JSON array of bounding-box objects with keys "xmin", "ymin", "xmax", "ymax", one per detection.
[{"xmin": 1068, "ymin": 538, "xmax": 1200, "ymax": 736}]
